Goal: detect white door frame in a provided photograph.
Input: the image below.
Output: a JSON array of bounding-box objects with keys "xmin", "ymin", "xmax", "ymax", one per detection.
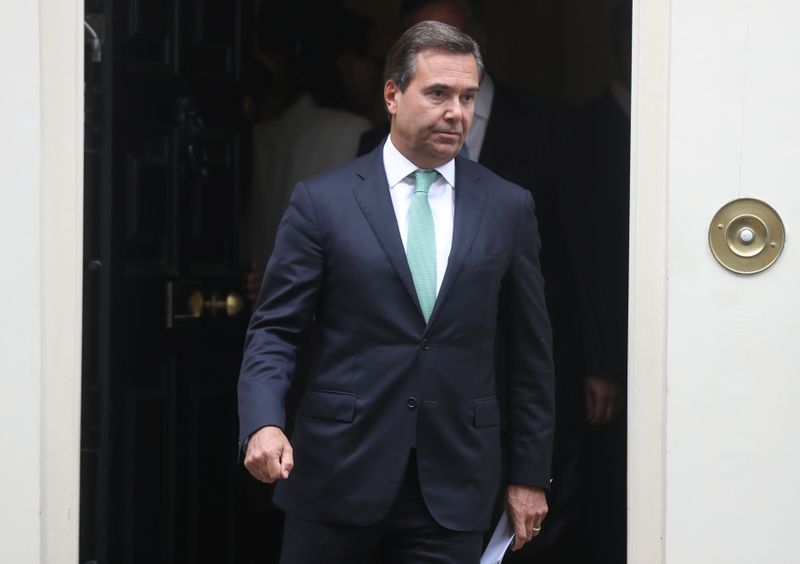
[
  {"xmin": 0, "ymin": 0, "xmax": 83, "ymax": 560},
  {"xmin": 628, "ymin": 0, "xmax": 670, "ymax": 562},
  {"xmin": 40, "ymin": 0, "xmax": 84, "ymax": 560}
]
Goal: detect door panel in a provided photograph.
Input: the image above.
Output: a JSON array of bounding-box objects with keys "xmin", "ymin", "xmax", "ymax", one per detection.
[
  {"xmin": 126, "ymin": 0, "xmax": 177, "ymax": 71},
  {"xmin": 124, "ymin": 131, "xmax": 177, "ymax": 271},
  {"xmin": 81, "ymin": 0, "xmax": 260, "ymax": 562}
]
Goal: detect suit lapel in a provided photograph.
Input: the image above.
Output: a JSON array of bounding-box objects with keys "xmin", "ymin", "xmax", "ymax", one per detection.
[
  {"xmin": 353, "ymin": 150, "xmax": 489, "ymax": 328},
  {"xmin": 352, "ymin": 151, "xmax": 423, "ymax": 316},
  {"xmin": 426, "ymin": 158, "xmax": 487, "ymax": 330}
]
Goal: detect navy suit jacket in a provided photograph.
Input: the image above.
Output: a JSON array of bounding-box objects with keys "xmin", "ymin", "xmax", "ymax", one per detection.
[
  {"xmin": 357, "ymin": 83, "xmax": 587, "ymax": 424},
  {"xmin": 238, "ymin": 146, "xmax": 555, "ymax": 532}
]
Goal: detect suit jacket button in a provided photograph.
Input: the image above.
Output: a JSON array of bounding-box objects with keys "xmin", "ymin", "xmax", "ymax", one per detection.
[
  {"xmin": 421, "ymin": 339, "xmax": 431, "ymax": 350},
  {"xmin": 407, "ymin": 397, "xmax": 418, "ymax": 409}
]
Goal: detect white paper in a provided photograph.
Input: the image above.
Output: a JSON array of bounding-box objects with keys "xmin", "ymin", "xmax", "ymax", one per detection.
[{"xmin": 480, "ymin": 512, "xmax": 515, "ymax": 564}]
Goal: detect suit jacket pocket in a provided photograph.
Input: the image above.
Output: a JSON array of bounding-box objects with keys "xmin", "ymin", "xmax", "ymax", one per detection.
[
  {"xmin": 473, "ymin": 397, "xmax": 501, "ymax": 428},
  {"xmin": 299, "ymin": 390, "xmax": 357, "ymax": 423},
  {"xmin": 467, "ymin": 251, "xmax": 510, "ymax": 270}
]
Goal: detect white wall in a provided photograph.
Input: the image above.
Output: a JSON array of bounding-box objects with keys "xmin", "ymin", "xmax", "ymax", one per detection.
[
  {"xmin": 632, "ymin": 0, "xmax": 800, "ymax": 561},
  {"xmin": 0, "ymin": 2, "xmax": 44, "ymax": 561},
  {"xmin": 0, "ymin": 0, "xmax": 83, "ymax": 561},
  {"xmin": 637, "ymin": 1, "xmax": 800, "ymax": 562}
]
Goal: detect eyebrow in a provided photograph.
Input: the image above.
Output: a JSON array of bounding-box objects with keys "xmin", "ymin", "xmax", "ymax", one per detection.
[{"xmin": 424, "ymin": 83, "xmax": 480, "ymax": 94}]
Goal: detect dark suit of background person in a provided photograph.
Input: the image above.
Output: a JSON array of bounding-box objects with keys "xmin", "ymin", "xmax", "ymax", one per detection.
[
  {"xmin": 238, "ymin": 21, "xmax": 555, "ymax": 564},
  {"xmin": 565, "ymin": 4, "xmax": 632, "ymax": 562},
  {"xmin": 568, "ymin": 88, "xmax": 629, "ymax": 564}
]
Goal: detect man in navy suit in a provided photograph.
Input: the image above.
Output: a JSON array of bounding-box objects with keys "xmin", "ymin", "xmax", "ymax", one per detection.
[{"xmin": 238, "ymin": 20, "xmax": 555, "ymax": 564}]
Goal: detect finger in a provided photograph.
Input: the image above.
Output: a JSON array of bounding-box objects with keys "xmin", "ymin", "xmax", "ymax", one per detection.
[
  {"xmin": 244, "ymin": 443, "xmax": 266, "ymax": 482},
  {"xmin": 591, "ymin": 393, "xmax": 609, "ymax": 425},
  {"xmin": 531, "ymin": 507, "xmax": 548, "ymax": 537},
  {"xmin": 511, "ymin": 518, "xmax": 528, "ymax": 551},
  {"xmin": 526, "ymin": 516, "xmax": 535, "ymax": 542},
  {"xmin": 244, "ymin": 454, "xmax": 270, "ymax": 483},
  {"xmin": 594, "ymin": 395, "xmax": 610, "ymax": 424},
  {"xmin": 512, "ymin": 533, "xmax": 525, "ymax": 551},
  {"xmin": 603, "ymin": 395, "xmax": 616, "ymax": 423},
  {"xmin": 280, "ymin": 445, "xmax": 294, "ymax": 479},
  {"xmin": 265, "ymin": 449, "xmax": 285, "ymax": 483},
  {"xmin": 585, "ymin": 389, "xmax": 597, "ymax": 424},
  {"xmin": 523, "ymin": 515, "xmax": 534, "ymax": 545}
]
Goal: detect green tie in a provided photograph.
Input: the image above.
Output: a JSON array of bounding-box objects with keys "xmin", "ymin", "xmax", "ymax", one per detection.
[{"xmin": 407, "ymin": 169, "xmax": 438, "ymax": 322}]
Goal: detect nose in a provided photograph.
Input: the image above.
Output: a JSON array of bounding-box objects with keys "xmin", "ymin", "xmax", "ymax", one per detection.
[{"xmin": 443, "ymin": 96, "xmax": 464, "ymax": 122}]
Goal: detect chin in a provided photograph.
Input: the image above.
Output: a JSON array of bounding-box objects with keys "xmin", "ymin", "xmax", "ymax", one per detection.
[
  {"xmin": 415, "ymin": 142, "xmax": 458, "ymax": 168},
  {"xmin": 445, "ymin": 147, "xmax": 460, "ymax": 161},
  {"xmin": 432, "ymin": 143, "xmax": 459, "ymax": 159}
]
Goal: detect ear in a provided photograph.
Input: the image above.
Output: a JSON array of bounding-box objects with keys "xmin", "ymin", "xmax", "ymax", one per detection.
[{"xmin": 384, "ymin": 80, "xmax": 400, "ymax": 117}]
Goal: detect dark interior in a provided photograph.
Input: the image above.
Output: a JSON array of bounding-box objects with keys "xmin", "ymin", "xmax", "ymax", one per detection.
[{"xmin": 81, "ymin": 1, "xmax": 630, "ymax": 562}]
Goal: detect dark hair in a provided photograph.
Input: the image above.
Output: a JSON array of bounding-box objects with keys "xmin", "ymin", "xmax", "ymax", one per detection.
[{"xmin": 383, "ymin": 20, "xmax": 484, "ymax": 91}]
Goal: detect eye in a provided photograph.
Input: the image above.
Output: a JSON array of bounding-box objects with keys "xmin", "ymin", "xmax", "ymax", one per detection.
[
  {"xmin": 430, "ymin": 89, "xmax": 446, "ymax": 99},
  {"xmin": 461, "ymin": 93, "xmax": 476, "ymax": 103}
]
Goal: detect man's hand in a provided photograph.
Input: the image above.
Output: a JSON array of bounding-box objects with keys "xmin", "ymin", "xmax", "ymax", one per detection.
[
  {"xmin": 244, "ymin": 426, "xmax": 294, "ymax": 483},
  {"xmin": 506, "ymin": 484, "xmax": 547, "ymax": 551},
  {"xmin": 585, "ymin": 376, "xmax": 621, "ymax": 426},
  {"xmin": 244, "ymin": 260, "xmax": 262, "ymax": 306}
]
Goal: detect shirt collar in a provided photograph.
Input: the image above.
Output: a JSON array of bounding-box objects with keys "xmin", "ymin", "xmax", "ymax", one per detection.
[
  {"xmin": 383, "ymin": 136, "xmax": 456, "ymax": 189},
  {"xmin": 474, "ymin": 73, "xmax": 495, "ymax": 120}
]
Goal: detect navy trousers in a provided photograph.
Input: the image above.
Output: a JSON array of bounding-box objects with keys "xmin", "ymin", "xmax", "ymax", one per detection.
[{"xmin": 279, "ymin": 453, "xmax": 484, "ymax": 564}]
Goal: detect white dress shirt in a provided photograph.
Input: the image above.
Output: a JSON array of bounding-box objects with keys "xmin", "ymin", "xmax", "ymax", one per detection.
[
  {"xmin": 464, "ymin": 73, "xmax": 495, "ymax": 161},
  {"xmin": 249, "ymin": 94, "xmax": 371, "ymax": 263},
  {"xmin": 383, "ymin": 137, "xmax": 455, "ymax": 296}
]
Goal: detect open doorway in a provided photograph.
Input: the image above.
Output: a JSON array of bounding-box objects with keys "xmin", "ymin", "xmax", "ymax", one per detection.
[{"xmin": 80, "ymin": 1, "xmax": 630, "ymax": 562}]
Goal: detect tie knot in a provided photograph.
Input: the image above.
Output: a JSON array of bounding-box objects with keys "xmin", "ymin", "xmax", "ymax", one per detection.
[{"xmin": 413, "ymin": 169, "xmax": 438, "ymax": 194}]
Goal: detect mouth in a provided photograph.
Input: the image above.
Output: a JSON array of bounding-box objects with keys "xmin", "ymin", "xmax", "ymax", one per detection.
[{"xmin": 433, "ymin": 131, "xmax": 462, "ymax": 141}]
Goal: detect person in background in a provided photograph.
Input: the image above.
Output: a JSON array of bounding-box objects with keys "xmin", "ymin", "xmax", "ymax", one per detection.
[
  {"xmin": 244, "ymin": 1, "xmax": 384, "ymax": 299},
  {"xmin": 561, "ymin": 2, "xmax": 632, "ymax": 562}
]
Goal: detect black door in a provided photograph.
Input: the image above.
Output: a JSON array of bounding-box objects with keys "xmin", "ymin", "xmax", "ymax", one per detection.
[{"xmin": 81, "ymin": 1, "xmax": 277, "ymax": 562}]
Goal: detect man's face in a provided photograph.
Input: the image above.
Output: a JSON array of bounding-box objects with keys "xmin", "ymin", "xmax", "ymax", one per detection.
[{"xmin": 385, "ymin": 47, "xmax": 479, "ymax": 169}]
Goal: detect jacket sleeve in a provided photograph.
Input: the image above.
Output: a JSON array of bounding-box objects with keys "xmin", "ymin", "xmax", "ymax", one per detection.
[
  {"xmin": 501, "ymin": 189, "xmax": 556, "ymax": 488},
  {"xmin": 237, "ymin": 181, "xmax": 324, "ymax": 450}
]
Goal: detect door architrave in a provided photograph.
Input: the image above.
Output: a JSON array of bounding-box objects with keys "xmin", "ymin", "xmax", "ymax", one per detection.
[
  {"xmin": 629, "ymin": 1, "xmax": 670, "ymax": 562},
  {"xmin": 40, "ymin": 0, "xmax": 84, "ymax": 561}
]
